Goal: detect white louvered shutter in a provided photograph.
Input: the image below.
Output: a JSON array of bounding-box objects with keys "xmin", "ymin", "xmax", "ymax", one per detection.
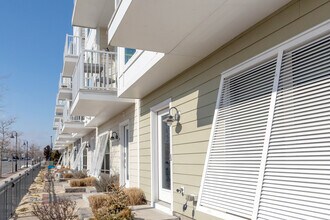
[
  {"xmin": 199, "ymin": 58, "xmax": 277, "ymax": 219},
  {"xmin": 257, "ymin": 34, "xmax": 330, "ymax": 220},
  {"xmin": 72, "ymin": 142, "xmax": 87, "ymax": 170},
  {"xmin": 90, "ymin": 133, "xmax": 109, "ymax": 177}
]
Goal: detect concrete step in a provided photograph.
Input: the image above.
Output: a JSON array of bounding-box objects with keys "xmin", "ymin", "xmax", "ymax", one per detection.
[{"xmin": 132, "ymin": 205, "xmax": 179, "ymax": 220}]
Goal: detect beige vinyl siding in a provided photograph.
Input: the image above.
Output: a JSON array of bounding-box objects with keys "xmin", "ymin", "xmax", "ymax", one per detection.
[
  {"xmin": 138, "ymin": 1, "xmax": 330, "ymax": 219},
  {"xmin": 97, "ymin": 102, "xmax": 139, "ymax": 187}
]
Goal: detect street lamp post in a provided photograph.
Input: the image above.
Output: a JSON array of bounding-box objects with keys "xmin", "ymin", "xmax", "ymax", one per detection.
[
  {"xmin": 10, "ymin": 131, "xmax": 18, "ymax": 172},
  {"xmin": 23, "ymin": 141, "xmax": 28, "ymax": 168}
]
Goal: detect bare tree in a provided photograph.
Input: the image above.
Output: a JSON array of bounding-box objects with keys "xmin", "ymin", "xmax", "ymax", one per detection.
[
  {"xmin": 29, "ymin": 143, "xmax": 43, "ymax": 163},
  {"xmin": 0, "ymin": 118, "xmax": 15, "ymax": 177}
]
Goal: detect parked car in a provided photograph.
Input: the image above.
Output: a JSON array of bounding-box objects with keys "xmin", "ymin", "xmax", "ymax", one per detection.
[{"xmin": 1, "ymin": 157, "xmax": 8, "ymax": 161}]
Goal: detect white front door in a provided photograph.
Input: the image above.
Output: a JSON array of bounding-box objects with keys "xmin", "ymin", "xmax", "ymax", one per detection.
[
  {"xmin": 123, "ymin": 125, "xmax": 129, "ymax": 187},
  {"xmin": 157, "ymin": 108, "xmax": 172, "ymax": 203}
]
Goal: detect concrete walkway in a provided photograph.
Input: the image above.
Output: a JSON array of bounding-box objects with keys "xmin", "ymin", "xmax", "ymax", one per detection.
[
  {"xmin": 132, "ymin": 205, "xmax": 179, "ymax": 220},
  {"xmin": 12, "ymin": 169, "xmax": 179, "ymax": 220}
]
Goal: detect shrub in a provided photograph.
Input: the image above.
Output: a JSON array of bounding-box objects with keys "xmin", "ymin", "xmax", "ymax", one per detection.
[
  {"xmin": 89, "ymin": 185, "xmax": 133, "ymax": 220},
  {"xmin": 39, "ymin": 170, "xmax": 46, "ymax": 181},
  {"xmin": 124, "ymin": 187, "xmax": 147, "ymax": 206},
  {"xmin": 72, "ymin": 170, "xmax": 88, "ymax": 179},
  {"xmin": 95, "ymin": 173, "xmax": 119, "ymax": 192},
  {"xmin": 63, "ymin": 173, "xmax": 74, "ymax": 179},
  {"xmin": 32, "ymin": 199, "xmax": 77, "ymax": 220},
  {"xmin": 70, "ymin": 177, "xmax": 96, "ymax": 187}
]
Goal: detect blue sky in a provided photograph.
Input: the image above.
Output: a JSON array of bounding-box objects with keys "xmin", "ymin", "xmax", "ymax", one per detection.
[{"xmin": 0, "ymin": 1, "xmax": 73, "ymax": 147}]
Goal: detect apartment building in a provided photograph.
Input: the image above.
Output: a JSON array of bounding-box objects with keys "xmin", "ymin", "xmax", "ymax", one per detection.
[
  {"xmin": 54, "ymin": 23, "xmax": 139, "ymax": 187},
  {"xmin": 53, "ymin": 0, "xmax": 330, "ymax": 219}
]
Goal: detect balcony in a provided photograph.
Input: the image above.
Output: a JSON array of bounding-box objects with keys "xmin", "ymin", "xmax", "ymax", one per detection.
[
  {"xmin": 55, "ymin": 98, "xmax": 65, "ymax": 115},
  {"xmin": 62, "ymin": 116, "xmax": 91, "ymax": 135},
  {"xmin": 55, "ymin": 123, "xmax": 76, "ymax": 143},
  {"xmin": 72, "ymin": 0, "xmax": 116, "ymax": 28},
  {"xmin": 63, "ymin": 34, "xmax": 82, "ymax": 76},
  {"xmin": 109, "ymin": 0, "xmax": 290, "ymax": 98},
  {"xmin": 58, "ymin": 74, "xmax": 72, "ymax": 100},
  {"xmin": 71, "ymin": 50, "xmax": 134, "ymax": 126},
  {"xmin": 117, "ymin": 49, "xmax": 198, "ymax": 98},
  {"xmin": 53, "ymin": 120, "xmax": 60, "ymax": 130},
  {"xmin": 62, "ymin": 102, "xmax": 93, "ymax": 135}
]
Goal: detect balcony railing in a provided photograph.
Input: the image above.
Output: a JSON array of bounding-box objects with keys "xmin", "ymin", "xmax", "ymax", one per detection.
[
  {"xmin": 64, "ymin": 34, "xmax": 82, "ymax": 57},
  {"xmin": 72, "ymin": 50, "xmax": 117, "ymax": 100},
  {"xmin": 56, "ymin": 99, "xmax": 65, "ymax": 106},
  {"xmin": 56, "ymin": 120, "xmax": 64, "ymax": 137},
  {"xmin": 59, "ymin": 76, "xmax": 72, "ymax": 89},
  {"xmin": 83, "ymin": 116, "xmax": 95, "ymax": 126},
  {"xmin": 63, "ymin": 102, "xmax": 84, "ymax": 123}
]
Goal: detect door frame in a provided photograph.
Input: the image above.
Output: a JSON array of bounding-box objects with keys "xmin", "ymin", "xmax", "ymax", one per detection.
[
  {"xmin": 150, "ymin": 98, "xmax": 173, "ymax": 214},
  {"xmin": 119, "ymin": 120, "xmax": 130, "ymax": 187}
]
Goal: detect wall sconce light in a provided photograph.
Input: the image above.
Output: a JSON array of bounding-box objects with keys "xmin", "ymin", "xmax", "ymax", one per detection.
[
  {"xmin": 85, "ymin": 142, "xmax": 90, "ymax": 148},
  {"xmin": 110, "ymin": 131, "xmax": 119, "ymax": 140},
  {"xmin": 163, "ymin": 107, "xmax": 180, "ymax": 126}
]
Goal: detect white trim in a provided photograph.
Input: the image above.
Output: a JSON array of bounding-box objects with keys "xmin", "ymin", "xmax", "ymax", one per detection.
[
  {"xmin": 137, "ymin": 99, "xmax": 141, "ymax": 188},
  {"xmin": 150, "ymin": 99, "xmax": 171, "ymax": 112},
  {"xmin": 197, "ymin": 19, "xmax": 330, "ymax": 220},
  {"xmin": 150, "ymin": 98, "xmax": 172, "ymax": 211},
  {"xmin": 150, "ymin": 109, "xmax": 158, "ymax": 206},
  {"xmin": 251, "ymin": 50, "xmax": 283, "ymax": 220},
  {"xmin": 122, "ymin": 49, "xmax": 144, "ymax": 75},
  {"xmin": 119, "ymin": 119, "xmax": 130, "ymax": 187}
]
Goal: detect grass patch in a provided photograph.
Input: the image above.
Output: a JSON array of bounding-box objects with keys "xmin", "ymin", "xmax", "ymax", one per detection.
[
  {"xmin": 88, "ymin": 185, "xmax": 133, "ymax": 220},
  {"xmin": 124, "ymin": 187, "xmax": 147, "ymax": 206},
  {"xmin": 69, "ymin": 177, "xmax": 96, "ymax": 187}
]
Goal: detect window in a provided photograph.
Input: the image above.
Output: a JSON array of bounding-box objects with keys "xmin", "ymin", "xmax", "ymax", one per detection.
[
  {"xmin": 125, "ymin": 48, "xmax": 136, "ymax": 64},
  {"xmin": 198, "ymin": 22, "xmax": 330, "ymax": 220},
  {"xmin": 101, "ymin": 140, "xmax": 110, "ymax": 174}
]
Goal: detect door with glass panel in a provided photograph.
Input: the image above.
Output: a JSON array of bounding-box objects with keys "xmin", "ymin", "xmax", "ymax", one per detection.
[
  {"xmin": 157, "ymin": 108, "xmax": 172, "ymax": 203},
  {"xmin": 123, "ymin": 125, "xmax": 129, "ymax": 187}
]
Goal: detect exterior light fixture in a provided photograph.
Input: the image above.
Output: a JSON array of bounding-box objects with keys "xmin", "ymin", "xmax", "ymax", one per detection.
[
  {"xmin": 164, "ymin": 107, "xmax": 180, "ymax": 126},
  {"xmin": 110, "ymin": 131, "xmax": 119, "ymax": 140},
  {"xmin": 10, "ymin": 131, "xmax": 18, "ymax": 172},
  {"xmin": 23, "ymin": 141, "xmax": 29, "ymax": 168}
]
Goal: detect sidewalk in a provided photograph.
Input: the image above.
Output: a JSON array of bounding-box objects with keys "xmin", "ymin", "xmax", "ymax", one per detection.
[{"xmin": 12, "ymin": 169, "xmax": 178, "ymax": 220}]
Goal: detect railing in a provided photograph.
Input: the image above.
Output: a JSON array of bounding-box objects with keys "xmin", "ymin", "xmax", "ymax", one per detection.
[
  {"xmin": 56, "ymin": 119, "xmax": 64, "ymax": 136},
  {"xmin": 70, "ymin": 116, "xmax": 84, "ymax": 122},
  {"xmin": 63, "ymin": 102, "xmax": 84, "ymax": 123},
  {"xmin": 56, "ymin": 99, "xmax": 65, "ymax": 106},
  {"xmin": 72, "ymin": 50, "xmax": 117, "ymax": 101},
  {"xmin": 84, "ymin": 116, "xmax": 95, "ymax": 126},
  {"xmin": 0, "ymin": 163, "xmax": 41, "ymax": 220},
  {"xmin": 59, "ymin": 76, "xmax": 72, "ymax": 89},
  {"xmin": 64, "ymin": 34, "xmax": 82, "ymax": 57}
]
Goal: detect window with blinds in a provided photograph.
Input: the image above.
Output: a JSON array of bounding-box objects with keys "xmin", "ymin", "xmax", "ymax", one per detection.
[
  {"xmin": 257, "ymin": 34, "xmax": 330, "ymax": 220},
  {"xmin": 199, "ymin": 59, "xmax": 277, "ymax": 219},
  {"xmin": 198, "ymin": 24, "xmax": 330, "ymax": 220}
]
